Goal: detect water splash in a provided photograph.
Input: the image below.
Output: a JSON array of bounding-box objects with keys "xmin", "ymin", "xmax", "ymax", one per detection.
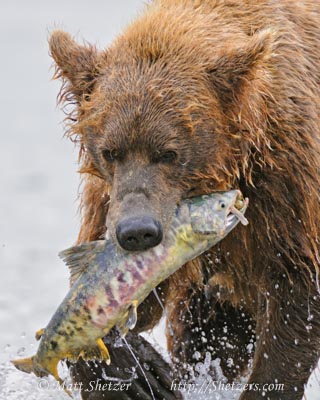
[
  {"xmin": 121, "ymin": 336, "xmax": 156, "ymax": 400},
  {"xmin": 152, "ymin": 287, "xmax": 175, "ymax": 336}
]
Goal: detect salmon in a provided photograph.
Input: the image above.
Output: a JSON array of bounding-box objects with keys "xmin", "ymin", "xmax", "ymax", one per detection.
[{"xmin": 12, "ymin": 190, "xmax": 248, "ymax": 392}]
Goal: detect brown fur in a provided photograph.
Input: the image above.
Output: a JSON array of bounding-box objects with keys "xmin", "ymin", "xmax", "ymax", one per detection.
[{"xmin": 49, "ymin": 1, "xmax": 320, "ymax": 398}]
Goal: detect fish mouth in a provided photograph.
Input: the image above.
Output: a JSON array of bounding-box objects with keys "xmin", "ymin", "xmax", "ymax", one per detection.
[{"xmin": 226, "ymin": 194, "xmax": 249, "ymax": 231}]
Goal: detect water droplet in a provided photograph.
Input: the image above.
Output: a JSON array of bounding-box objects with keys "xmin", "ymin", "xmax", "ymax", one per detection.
[
  {"xmin": 114, "ymin": 337, "xmax": 124, "ymax": 348},
  {"xmin": 17, "ymin": 347, "xmax": 26, "ymax": 356},
  {"xmin": 193, "ymin": 351, "xmax": 201, "ymax": 361},
  {"xmin": 307, "ymin": 313, "xmax": 314, "ymax": 321},
  {"xmin": 306, "ymin": 324, "xmax": 312, "ymax": 331},
  {"xmin": 227, "ymin": 357, "xmax": 234, "ymax": 367},
  {"xmin": 247, "ymin": 343, "xmax": 254, "ymax": 353}
]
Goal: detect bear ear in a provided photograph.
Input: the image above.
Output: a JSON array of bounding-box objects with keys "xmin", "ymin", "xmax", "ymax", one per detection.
[
  {"xmin": 49, "ymin": 30, "xmax": 100, "ymax": 99},
  {"xmin": 208, "ymin": 29, "xmax": 274, "ymax": 108}
]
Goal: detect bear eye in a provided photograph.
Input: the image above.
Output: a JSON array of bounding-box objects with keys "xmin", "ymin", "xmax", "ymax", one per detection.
[
  {"xmin": 157, "ymin": 150, "xmax": 178, "ymax": 164},
  {"xmin": 102, "ymin": 149, "xmax": 119, "ymax": 163}
]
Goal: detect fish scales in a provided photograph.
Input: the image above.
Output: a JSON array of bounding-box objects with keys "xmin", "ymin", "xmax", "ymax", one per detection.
[{"xmin": 12, "ymin": 190, "xmax": 249, "ymax": 394}]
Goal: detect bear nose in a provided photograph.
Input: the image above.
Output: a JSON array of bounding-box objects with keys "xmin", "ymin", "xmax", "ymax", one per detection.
[{"xmin": 116, "ymin": 216, "xmax": 163, "ymax": 251}]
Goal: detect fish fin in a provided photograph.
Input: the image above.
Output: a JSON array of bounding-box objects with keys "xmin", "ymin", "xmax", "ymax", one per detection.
[
  {"xmin": 12, "ymin": 355, "xmax": 66, "ymax": 394},
  {"xmin": 117, "ymin": 301, "xmax": 139, "ymax": 338},
  {"xmin": 66, "ymin": 349, "xmax": 90, "ymax": 362},
  {"xmin": 35, "ymin": 328, "xmax": 45, "ymax": 341},
  {"xmin": 48, "ymin": 360, "xmax": 61, "ymax": 381},
  {"xmin": 76, "ymin": 349, "xmax": 100, "ymax": 362},
  {"xmin": 117, "ymin": 317, "xmax": 129, "ymax": 338},
  {"xmin": 76, "ymin": 339, "xmax": 111, "ymax": 365},
  {"xmin": 11, "ymin": 356, "xmax": 36, "ymax": 375},
  {"xmin": 96, "ymin": 338, "xmax": 111, "ymax": 365},
  {"xmin": 59, "ymin": 241, "xmax": 105, "ymax": 285},
  {"xmin": 78, "ymin": 350, "xmax": 86, "ymax": 360},
  {"xmin": 47, "ymin": 362, "xmax": 71, "ymax": 397},
  {"xmin": 63, "ymin": 386, "xmax": 73, "ymax": 398}
]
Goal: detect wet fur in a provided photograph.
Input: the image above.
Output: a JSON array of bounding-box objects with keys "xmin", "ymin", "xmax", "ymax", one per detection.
[{"xmin": 49, "ymin": 1, "xmax": 320, "ymax": 399}]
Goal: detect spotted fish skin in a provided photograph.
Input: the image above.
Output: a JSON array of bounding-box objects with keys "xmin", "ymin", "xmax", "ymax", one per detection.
[{"xmin": 12, "ymin": 190, "xmax": 248, "ymax": 386}]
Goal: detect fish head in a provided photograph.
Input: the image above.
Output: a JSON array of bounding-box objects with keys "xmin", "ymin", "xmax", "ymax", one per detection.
[{"xmin": 188, "ymin": 190, "xmax": 248, "ymax": 236}]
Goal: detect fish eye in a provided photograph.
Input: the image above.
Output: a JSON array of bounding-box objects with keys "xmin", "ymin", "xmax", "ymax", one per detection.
[{"xmin": 220, "ymin": 201, "xmax": 226, "ymax": 209}]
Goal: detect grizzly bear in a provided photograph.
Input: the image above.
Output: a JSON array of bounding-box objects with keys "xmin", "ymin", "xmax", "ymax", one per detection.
[{"xmin": 49, "ymin": 0, "xmax": 320, "ymax": 399}]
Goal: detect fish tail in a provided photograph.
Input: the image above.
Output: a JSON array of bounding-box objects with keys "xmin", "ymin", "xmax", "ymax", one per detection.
[
  {"xmin": 11, "ymin": 356, "xmax": 37, "ymax": 375},
  {"xmin": 13, "ymin": 355, "xmax": 70, "ymax": 396},
  {"xmin": 12, "ymin": 355, "xmax": 62, "ymax": 383}
]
